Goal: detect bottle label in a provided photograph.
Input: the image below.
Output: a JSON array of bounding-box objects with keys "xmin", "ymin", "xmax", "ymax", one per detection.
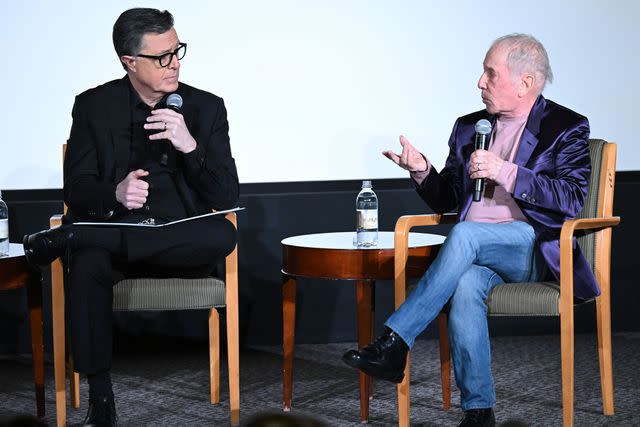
[
  {"xmin": 0, "ymin": 219, "xmax": 7, "ymax": 238},
  {"xmin": 357, "ymin": 209, "xmax": 378, "ymax": 230}
]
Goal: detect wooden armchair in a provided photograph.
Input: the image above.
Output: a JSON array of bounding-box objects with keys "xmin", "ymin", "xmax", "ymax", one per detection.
[
  {"xmin": 392, "ymin": 139, "xmax": 619, "ymax": 427},
  {"xmin": 49, "ymin": 147, "xmax": 240, "ymax": 426}
]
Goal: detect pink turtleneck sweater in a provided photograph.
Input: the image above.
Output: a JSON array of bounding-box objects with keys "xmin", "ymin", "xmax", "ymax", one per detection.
[{"xmin": 411, "ymin": 114, "xmax": 529, "ymax": 223}]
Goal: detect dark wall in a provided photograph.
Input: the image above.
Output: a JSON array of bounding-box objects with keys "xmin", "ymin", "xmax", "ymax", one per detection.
[{"xmin": 1, "ymin": 173, "xmax": 638, "ymax": 354}]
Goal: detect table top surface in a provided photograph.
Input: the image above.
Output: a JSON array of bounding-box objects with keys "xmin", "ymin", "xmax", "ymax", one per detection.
[
  {"xmin": 1, "ymin": 243, "xmax": 25, "ymax": 260},
  {"xmin": 281, "ymin": 231, "xmax": 445, "ymax": 250}
]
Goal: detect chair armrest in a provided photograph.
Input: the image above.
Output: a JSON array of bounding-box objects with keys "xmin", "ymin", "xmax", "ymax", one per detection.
[
  {"xmin": 393, "ymin": 213, "xmax": 455, "ymax": 308},
  {"xmin": 560, "ymin": 216, "xmax": 620, "ymax": 236},
  {"xmin": 394, "ymin": 213, "xmax": 456, "ymax": 238},
  {"xmin": 394, "ymin": 212, "xmax": 455, "ymax": 255},
  {"xmin": 50, "ymin": 214, "xmax": 63, "ymax": 228},
  {"xmin": 224, "ymin": 211, "xmax": 237, "ymax": 228},
  {"xmin": 559, "ymin": 216, "xmax": 620, "ymax": 304},
  {"xmin": 223, "ymin": 211, "xmax": 238, "ymax": 285},
  {"xmin": 222, "ymin": 210, "xmax": 238, "ymax": 303}
]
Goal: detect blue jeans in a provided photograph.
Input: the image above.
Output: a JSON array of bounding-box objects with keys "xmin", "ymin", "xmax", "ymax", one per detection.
[{"xmin": 385, "ymin": 221, "xmax": 545, "ymax": 410}]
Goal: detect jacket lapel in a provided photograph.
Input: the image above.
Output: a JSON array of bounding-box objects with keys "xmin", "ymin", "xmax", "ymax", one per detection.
[{"xmin": 513, "ymin": 95, "xmax": 545, "ymax": 167}]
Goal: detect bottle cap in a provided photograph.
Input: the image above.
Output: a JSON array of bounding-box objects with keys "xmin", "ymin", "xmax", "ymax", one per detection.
[{"xmin": 362, "ymin": 180, "xmax": 372, "ymax": 188}]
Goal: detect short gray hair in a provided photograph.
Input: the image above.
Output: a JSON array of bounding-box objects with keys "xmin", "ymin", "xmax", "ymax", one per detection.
[
  {"xmin": 113, "ymin": 8, "xmax": 174, "ymax": 70},
  {"xmin": 490, "ymin": 33, "xmax": 553, "ymax": 92}
]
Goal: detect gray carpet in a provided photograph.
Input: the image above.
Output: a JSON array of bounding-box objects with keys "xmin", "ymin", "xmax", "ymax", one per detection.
[{"xmin": 0, "ymin": 333, "xmax": 639, "ymax": 426}]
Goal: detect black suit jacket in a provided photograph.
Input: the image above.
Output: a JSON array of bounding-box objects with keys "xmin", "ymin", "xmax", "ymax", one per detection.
[{"xmin": 63, "ymin": 76, "xmax": 239, "ymax": 223}]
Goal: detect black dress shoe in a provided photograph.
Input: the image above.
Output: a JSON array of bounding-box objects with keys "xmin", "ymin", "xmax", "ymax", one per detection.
[
  {"xmin": 23, "ymin": 225, "xmax": 75, "ymax": 269},
  {"xmin": 342, "ymin": 327, "xmax": 408, "ymax": 383},
  {"xmin": 458, "ymin": 408, "xmax": 495, "ymax": 427},
  {"xmin": 82, "ymin": 396, "xmax": 118, "ymax": 427}
]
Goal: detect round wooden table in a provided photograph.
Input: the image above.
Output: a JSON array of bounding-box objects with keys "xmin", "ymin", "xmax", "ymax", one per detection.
[
  {"xmin": 0, "ymin": 243, "xmax": 44, "ymax": 417},
  {"xmin": 281, "ymin": 231, "xmax": 445, "ymax": 422}
]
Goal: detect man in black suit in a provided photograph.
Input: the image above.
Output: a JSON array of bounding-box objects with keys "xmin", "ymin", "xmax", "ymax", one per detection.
[{"xmin": 23, "ymin": 8, "xmax": 238, "ymax": 426}]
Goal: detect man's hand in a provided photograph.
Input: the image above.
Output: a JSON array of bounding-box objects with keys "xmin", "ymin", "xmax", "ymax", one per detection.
[
  {"xmin": 382, "ymin": 135, "xmax": 428, "ymax": 172},
  {"xmin": 116, "ymin": 169, "xmax": 149, "ymax": 210},
  {"xmin": 469, "ymin": 149, "xmax": 504, "ymax": 181},
  {"xmin": 145, "ymin": 109, "xmax": 197, "ymax": 153}
]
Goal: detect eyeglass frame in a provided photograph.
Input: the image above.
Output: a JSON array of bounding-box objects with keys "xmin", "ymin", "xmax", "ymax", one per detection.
[{"xmin": 136, "ymin": 42, "xmax": 187, "ymax": 68}]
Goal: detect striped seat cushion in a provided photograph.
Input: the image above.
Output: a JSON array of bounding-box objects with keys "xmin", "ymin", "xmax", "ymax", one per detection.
[
  {"xmin": 486, "ymin": 282, "xmax": 560, "ymax": 316},
  {"xmin": 112, "ymin": 277, "xmax": 226, "ymax": 311}
]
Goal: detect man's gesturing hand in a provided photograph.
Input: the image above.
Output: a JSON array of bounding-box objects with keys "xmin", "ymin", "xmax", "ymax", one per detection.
[
  {"xmin": 382, "ymin": 135, "xmax": 428, "ymax": 172},
  {"xmin": 145, "ymin": 108, "xmax": 197, "ymax": 153},
  {"xmin": 116, "ymin": 169, "xmax": 149, "ymax": 210}
]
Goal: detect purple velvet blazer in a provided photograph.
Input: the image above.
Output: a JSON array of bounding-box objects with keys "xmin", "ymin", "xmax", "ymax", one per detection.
[{"xmin": 416, "ymin": 95, "xmax": 599, "ymax": 299}]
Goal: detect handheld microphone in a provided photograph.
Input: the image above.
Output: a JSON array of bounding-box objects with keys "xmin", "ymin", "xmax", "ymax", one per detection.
[
  {"xmin": 166, "ymin": 93, "xmax": 183, "ymax": 113},
  {"xmin": 158, "ymin": 93, "xmax": 183, "ymax": 165},
  {"xmin": 472, "ymin": 119, "xmax": 492, "ymax": 202}
]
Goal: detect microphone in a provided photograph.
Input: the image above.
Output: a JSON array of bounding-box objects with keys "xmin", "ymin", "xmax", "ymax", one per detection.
[
  {"xmin": 472, "ymin": 119, "xmax": 492, "ymax": 202},
  {"xmin": 158, "ymin": 93, "xmax": 183, "ymax": 165},
  {"xmin": 166, "ymin": 93, "xmax": 183, "ymax": 113}
]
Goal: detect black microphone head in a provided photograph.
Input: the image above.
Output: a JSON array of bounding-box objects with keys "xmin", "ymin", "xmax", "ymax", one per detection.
[
  {"xmin": 166, "ymin": 93, "xmax": 183, "ymax": 112},
  {"xmin": 475, "ymin": 119, "xmax": 492, "ymax": 135}
]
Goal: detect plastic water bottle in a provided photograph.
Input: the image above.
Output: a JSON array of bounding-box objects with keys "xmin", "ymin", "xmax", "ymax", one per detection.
[
  {"xmin": 356, "ymin": 180, "xmax": 378, "ymax": 247},
  {"xmin": 0, "ymin": 191, "xmax": 8, "ymax": 257}
]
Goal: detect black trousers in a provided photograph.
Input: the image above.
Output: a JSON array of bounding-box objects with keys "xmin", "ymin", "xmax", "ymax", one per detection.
[{"xmin": 65, "ymin": 216, "xmax": 236, "ymax": 374}]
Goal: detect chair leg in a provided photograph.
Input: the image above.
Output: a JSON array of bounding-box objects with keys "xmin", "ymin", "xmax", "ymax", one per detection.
[
  {"xmin": 51, "ymin": 258, "xmax": 67, "ymax": 427},
  {"xmin": 226, "ymin": 298, "xmax": 240, "ymax": 426},
  {"xmin": 560, "ymin": 297, "xmax": 575, "ymax": 427},
  {"xmin": 397, "ymin": 354, "xmax": 410, "ymax": 427},
  {"xmin": 209, "ymin": 308, "xmax": 220, "ymax": 404},
  {"xmin": 68, "ymin": 352, "xmax": 80, "ymax": 408},
  {"xmin": 595, "ymin": 295, "xmax": 615, "ymax": 415},
  {"xmin": 438, "ymin": 312, "xmax": 451, "ymax": 411}
]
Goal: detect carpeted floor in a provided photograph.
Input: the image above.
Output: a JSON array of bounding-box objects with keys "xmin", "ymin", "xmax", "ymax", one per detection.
[{"xmin": 0, "ymin": 333, "xmax": 638, "ymax": 426}]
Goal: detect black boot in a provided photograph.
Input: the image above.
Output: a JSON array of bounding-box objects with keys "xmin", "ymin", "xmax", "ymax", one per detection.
[
  {"xmin": 458, "ymin": 408, "xmax": 495, "ymax": 427},
  {"xmin": 342, "ymin": 327, "xmax": 408, "ymax": 383},
  {"xmin": 82, "ymin": 395, "xmax": 118, "ymax": 427},
  {"xmin": 23, "ymin": 225, "xmax": 75, "ymax": 268}
]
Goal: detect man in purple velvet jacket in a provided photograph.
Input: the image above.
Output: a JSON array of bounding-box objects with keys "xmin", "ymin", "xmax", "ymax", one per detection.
[{"xmin": 343, "ymin": 34, "xmax": 593, "ymax": 427}]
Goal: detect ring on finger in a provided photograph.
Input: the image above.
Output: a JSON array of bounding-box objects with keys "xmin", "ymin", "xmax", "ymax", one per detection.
[{"xmin": 163, "ymin": 122, "xmax": 167, "ymax": 131}]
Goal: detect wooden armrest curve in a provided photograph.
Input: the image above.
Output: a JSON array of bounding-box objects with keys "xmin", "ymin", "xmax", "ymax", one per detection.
[
  {"xmin": 394, "ymin": 213, "xmax": 456, "ymax": 238},
  {"xmin": 558, "ymin": 216, "xmax": 620, "ymax": 299},
  {"xmin": 50, "ymin": 214, "xmax": 63, "ymax": 228}
]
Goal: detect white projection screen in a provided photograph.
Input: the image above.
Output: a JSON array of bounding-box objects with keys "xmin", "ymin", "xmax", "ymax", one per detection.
[{"xmin": 1, "ymin": 1, "xmax": 639, "ymax": 189}]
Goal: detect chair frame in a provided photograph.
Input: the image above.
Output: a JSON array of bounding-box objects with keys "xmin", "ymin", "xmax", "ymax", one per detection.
[
  {"xmin": 392, "ymin": 142, "xmax": 619, "ymax": 427},
  {"xmin": 49, "ymin": 212, "xmax": 240, "ymax": 427}
]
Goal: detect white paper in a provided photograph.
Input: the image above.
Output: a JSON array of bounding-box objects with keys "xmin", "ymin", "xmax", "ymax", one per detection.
[{"xmin": 73, "ymin": 207, "xmax": 244, "ymax": 228}]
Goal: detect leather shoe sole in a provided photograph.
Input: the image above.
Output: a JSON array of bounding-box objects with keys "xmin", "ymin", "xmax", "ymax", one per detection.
[{"xmin": 342, "ymin": 350, "xmax": 405, "ymax": 383}]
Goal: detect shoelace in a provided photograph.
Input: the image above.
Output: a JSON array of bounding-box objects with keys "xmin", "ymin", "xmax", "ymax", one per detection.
[{"xmin": 369, "ymin": 332, "xmax": 394, "ymax": 354}]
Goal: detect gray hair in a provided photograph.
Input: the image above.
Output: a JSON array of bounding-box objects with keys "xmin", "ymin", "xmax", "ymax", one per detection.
[
  {"xmin": 113, "ymin": 8, "xmax": 174, "ymax": 70},
  {"xmin": 489, "ymin": 34, "xmax": 553, "ymax": 92}
]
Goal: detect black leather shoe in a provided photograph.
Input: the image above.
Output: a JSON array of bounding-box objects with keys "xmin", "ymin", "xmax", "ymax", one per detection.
[
  {"xmin": 342, "ymin": 327, "xmax": 408, "ymax": 383},
  {"xmin": 82, "ymin": 396, "xmax": 117, "ymax": 427},
  {"xmin": 458, "ymin": 408, "xmax": 495, "ymax": 427},
  {"xmin": 23, "ymin": 225, "xmax": 75, "ymax": 269}
]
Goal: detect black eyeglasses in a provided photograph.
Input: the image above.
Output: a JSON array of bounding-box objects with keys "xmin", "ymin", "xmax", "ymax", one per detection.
[{"xmin": 137, "ymin": 42, "xmax": 187, "ymax": 67}]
